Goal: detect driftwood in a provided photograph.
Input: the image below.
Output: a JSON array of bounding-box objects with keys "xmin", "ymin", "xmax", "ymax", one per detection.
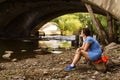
[
  {"xmin": 102, "ymin": 42, "xmax": 120, "ymax": 71},
  {"xmin": 105, "ymin": 42, "xmax": 117, "ymax": 50},
  {"xmin": 103, "ymin": 42, "xmax": 120, "ymax": 55}
]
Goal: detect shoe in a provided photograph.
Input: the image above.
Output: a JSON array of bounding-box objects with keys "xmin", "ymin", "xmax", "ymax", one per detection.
[{"xmin": 65, "ymin": 65, "xmax": 75, "ymax": 71}]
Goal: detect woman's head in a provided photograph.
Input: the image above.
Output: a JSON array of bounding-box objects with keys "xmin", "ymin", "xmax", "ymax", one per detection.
[{"xmin": 80, "ymin": 28, "xmax": 91, "ymax": 37}]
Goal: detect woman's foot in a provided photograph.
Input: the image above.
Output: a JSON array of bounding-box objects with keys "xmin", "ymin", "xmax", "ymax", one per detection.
[{"xmin": 65, "ymin": 65, "xmax": 75, "ymax": 71}]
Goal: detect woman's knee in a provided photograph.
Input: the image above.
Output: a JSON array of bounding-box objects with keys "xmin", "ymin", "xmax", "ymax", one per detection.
[
  {"xmin": 81, "ymin": 50, "xmax": 90, "ymax": 59},
  {"xmin": 75, "ymin": 50, "xmax": 81, "ymax": 55}
]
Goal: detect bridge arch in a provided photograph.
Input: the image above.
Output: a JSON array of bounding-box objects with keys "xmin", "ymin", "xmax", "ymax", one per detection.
[{"xmin": 0, "ymin": 0, "xmax": 118, "ymax": 38}]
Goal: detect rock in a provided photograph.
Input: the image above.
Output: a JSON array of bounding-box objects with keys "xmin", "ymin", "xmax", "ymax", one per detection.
[
  {"xmin": 51, "ymin": 79, "xmax": 58, "ymax": 80},
  {"xmin": 41, "ymin": 69, "xmax": 52, "ymax": 75},
  {"xmin": 21, "ymin": 50, "xmax": 27, "ymax": 52},
  {"xmin": 105, "ymin": 75, "xmax": 110, "ymax": 79},
  {"xmin": 92, "ymin": 62, "xmax": 107, "ymax": 72},
  {"xmin": 59, "ymin": 62, "xmax": 66, "ymax": 64},
  {"xmin": 2, "ymin": 51, "xmax": 13, "ymax": 60},
  {"xmin": 2, "ymin": 54, "xmax": 11, "ymax": 60},
  {"xmin": 87, "ymin": 71, "xmax": 91, "ymax": 74},
  {"xmin": 106, "ymin": 72, "xmax": 111, "ymax": 75},
  {"xmin": 43, "ymin": 70, "xmax": 49, "ymax": 75},
  {"xmin": 33, "ymin": 49, "xmax": 42, "ymax": 53},
  {"xmin": 5, "ymin": 51, "xmax": 14, "ymax": 54},
  {"xmin": 100, "ymin": 73, "xmax": 105, "ymax": 77},
  {"xmin": 0, "ymin": 48, "xmax": 120, "ymax": 79},
  {"xmin": 79, "ymin": 75, "xmax": 86, "ymax": 79},
  {"xmin": 11, "ymin": 58, "xmax": 17, "ymax": 62},
  {"xmin": 13, "ymin": 76, "xmax": 25, "ymax": 80},
  {"xmin": 92, "ymin": 75, "xmax": 96, "ymax": 79},
  {"xmin": 118, "ymin": 57, "xmax": 120, "ymax": 60},
  {"xmin": 94, "ymin": 71, "xmax": 99, "ymax": 75},
  {"xmin": 65, "ymin": 76, "xmax": 71, "ymax": 79}
]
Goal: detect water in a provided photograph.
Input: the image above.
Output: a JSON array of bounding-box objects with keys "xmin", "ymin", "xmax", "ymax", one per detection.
[
  {"xmin": 0, "ymin": 36, "xmax": 75, "ymax": 61},
  {"xmin": 0, "ymin": 39, "xmax": 38, "ymax": 52}
]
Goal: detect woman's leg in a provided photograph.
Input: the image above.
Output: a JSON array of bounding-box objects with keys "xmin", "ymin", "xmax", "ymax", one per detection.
[
  {"xmin": 65, "ymin": 49, "xmax": 90, "ymax": 71},
  {"xmin": 71, "ymin": 49, "xmax": 81, "ymax": 65},
  {"xmin": 81, "ymin": 50, "xmax": 90, "ymax": 60},
  {"xmin": 71, "ymin": 49, "xmax": 90, "ymax": 66}
]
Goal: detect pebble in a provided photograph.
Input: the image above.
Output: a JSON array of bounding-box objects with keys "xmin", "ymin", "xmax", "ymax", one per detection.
[
  {"xmin": 43, "ymin": 71, "xmax": 49, "ymax": 75},
  {"xmin": 51, "ymin": 79, "xmax": 58, "ymax": 80},
  {"xmin": 100, "ymin": 73, "xmax": 105, "ymax": 77},
  {"xmin": 65, "ymin": 75, "xmax": 71, "ymax": 79},
  {"xmin": 106, "ymin": 72, "xmax": 111, "ymax": 75},
  {"xmin": 92, "ymin": 76, "xmax": 96, "ymax": 79},
  {"xmin": 94, "ymin": 71, "xmax": 99, "ymax": 75},
  {"xmin": 105, "ymin": 75, "xmax": 110, "ymax": 79},
  {"xmin": 80, "ymin": 75, "xmax": 86, "ymax": 79},
  {"xmin": 0, "ymin": 48, "xmax": 120, "ymax": 80},
  {"xmin": 21, "ymin": 50, "xmax": 27, "ymax": 52},
  {"xmin": 2, "ymin": 51, "xmax": 13, "ymax": 60},
  {"xmin": 118, "ymin": 57, "xmax": 120, "ymax": 60},
  {"xmin": 87, "ymin": 71, "xmax": 91, "ymax": 74},
  {"xmin": 11, "ymin": 58, "xmax": 17, "ymax": 62}
]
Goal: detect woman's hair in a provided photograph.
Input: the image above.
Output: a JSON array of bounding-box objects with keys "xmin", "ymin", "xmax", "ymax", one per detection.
[{"xmin": 82, "ymin": 28, "xmax": 91, "ymax": 36}]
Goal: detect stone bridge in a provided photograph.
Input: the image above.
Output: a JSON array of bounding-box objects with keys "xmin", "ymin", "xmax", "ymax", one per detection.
[{"xmin": 0, "ymin": 0, "xmax": 120, "ymax": 38}]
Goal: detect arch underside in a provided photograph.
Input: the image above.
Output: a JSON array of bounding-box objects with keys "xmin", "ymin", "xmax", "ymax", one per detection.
[{"xmin": 0, "ymin": 0, "xmax": 116, "ymax": 38}]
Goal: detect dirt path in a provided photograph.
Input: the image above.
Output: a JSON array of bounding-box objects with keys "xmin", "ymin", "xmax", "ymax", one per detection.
[{"xmin": 0, "ymin": 48, "xmax": 120, "ymax": 80}]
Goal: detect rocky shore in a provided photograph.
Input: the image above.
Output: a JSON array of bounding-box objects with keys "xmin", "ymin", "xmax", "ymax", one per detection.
[{"xmin": 0, "ymin": 42, "xmax": 120, "ymax": 80}]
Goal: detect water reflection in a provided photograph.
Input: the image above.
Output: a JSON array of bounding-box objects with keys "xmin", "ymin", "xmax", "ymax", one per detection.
[
  {"xmin": 0, "ymin": 39, "xmax": 38, "ymax": 52},
  {"xmin": 39, "ymin": 35, "xmax": 75, "ymax": 49},
  {"xmin": 0, "ymin": 39, "xmax": 38, "ymax": 61},
  {"xmin": 0, "ymin": 36, "xmax": 76, "ymax": 61}
]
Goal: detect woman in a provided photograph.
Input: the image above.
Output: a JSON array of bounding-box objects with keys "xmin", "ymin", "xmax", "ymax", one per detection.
[{"xmin": 65, "ymin": 28, "xmax": 102, "ymax": 71}]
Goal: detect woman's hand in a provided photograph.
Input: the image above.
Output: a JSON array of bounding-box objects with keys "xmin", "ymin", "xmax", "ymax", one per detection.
[
  {"xmin": 79, "ymin": 47, "xmax": 83, "ymax": 50},
  {"xmin": 75, "ymin": 47, "xmax": 83, "ymax": 53}
]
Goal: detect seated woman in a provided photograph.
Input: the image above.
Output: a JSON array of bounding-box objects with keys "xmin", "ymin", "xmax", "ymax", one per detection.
[{"xmin": 65, "ymin": 28, "xmax": 102, "ymax": 71}]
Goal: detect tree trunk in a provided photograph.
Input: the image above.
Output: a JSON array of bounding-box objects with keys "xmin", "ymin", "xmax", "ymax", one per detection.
[
  {"xmin": 107, "ymin": 13, "xmax": 114, "ymax": 43},
  {"xmin": 85, "ymin": 4, "xmax": 108, "ymax": 44},
  {"xmin": 96, "ymin": 18, "xmax": 109, "ymax": 43},
  {"xmin": 113, "ymin": 20, "xmax": 118, "ymax": 43}
]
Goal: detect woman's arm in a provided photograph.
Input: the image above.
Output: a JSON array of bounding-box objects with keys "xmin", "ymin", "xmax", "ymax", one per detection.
[
  {"xmin": 83, "ymin": 42, "xmax": 91, "ymax": 51},
  {"xmin": 77, "ymin": 42, "xmax": 85, "ymax": 51},
  {"xmin": 79, "ymin": 42, "xmax": 85, "ymax": 50}
]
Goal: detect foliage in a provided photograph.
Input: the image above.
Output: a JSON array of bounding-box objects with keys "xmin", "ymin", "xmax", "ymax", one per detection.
[
  {"xmin": 52, "ymin": 14, "xmax": 83, "ymax": 35},
  {"xmin": 51, "ymin": 13, "xmax": 107, "ymax": 36},
  {"xmin": 51, "ymin": 12, "xmax": 120, "ymax": 43},
  {"xmin": 59, "ymin": 41, "xmax": 71, "ymax": 48},
  {"xmin": 75, "ymin": 13, "xmax": 93, "ymax": 27},
  {"xmin": 96, "ymin": 14, "xmax": 107, "ymax": 30}
]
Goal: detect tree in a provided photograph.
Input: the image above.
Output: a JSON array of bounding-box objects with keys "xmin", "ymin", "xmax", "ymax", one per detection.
[
  {"xmin": 51, "ymin": 12, "xmax": 119, "ymax": 44},
  {"xmin": 85, "ymin": 4, "xmax": 109, "ymax": 44},
  {"xmin": 52, "ymin": 14, "xmax": 83, "ymax": 35}
]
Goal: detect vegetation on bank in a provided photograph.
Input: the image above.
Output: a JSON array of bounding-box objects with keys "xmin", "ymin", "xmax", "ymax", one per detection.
[{"xmin": 51, "ymin": 13, "xmax": 120, "ymax": 44}]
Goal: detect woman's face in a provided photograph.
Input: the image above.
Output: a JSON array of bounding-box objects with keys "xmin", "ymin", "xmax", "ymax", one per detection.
[{"xmin": 80, "ymin": 30, "xmax": 85, "ymax": 37}]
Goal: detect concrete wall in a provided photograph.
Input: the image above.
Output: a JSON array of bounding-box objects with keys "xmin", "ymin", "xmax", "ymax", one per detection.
[{"xmin": 88, "ymin": 0, "xmax": 120, "ymax": 19}]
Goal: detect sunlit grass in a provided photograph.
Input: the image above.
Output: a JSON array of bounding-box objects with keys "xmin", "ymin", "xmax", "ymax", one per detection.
[
  {"xmin": 59, "ymin": 41, "xmax": 71, "ymax": 48},
  {"xmin": 38, "ymin": 40, "xmax": 71, "ymax": 49}
]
